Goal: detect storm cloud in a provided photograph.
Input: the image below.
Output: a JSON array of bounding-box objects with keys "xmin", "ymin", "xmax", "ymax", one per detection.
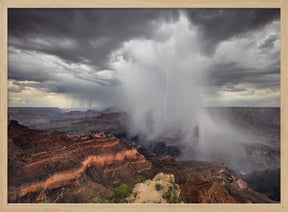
[
  {"xmin": 8, "ymin": 9, "xmax": 180, "ymax": 69},
  {"xmin": 184, "ymin": 9, "xmax": 280, "ymax": 55},
  {"xmin": 8, "ymin": 8, "xmax": 280, "ymax": 108}
]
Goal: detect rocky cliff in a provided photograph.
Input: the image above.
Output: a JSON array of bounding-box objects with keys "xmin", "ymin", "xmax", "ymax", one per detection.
[
  {"xmin": 8, "ymin": 120, "xmax": 275, "ymax": 203},
  {"xmin": 8, "ymin": 120, "xmax": 149, "ymax": 203}
]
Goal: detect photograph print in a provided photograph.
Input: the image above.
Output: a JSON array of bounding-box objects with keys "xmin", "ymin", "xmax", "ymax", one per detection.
[{"xmin": 8, "ymin": 8, "xmax": 280, "ymax": 203}]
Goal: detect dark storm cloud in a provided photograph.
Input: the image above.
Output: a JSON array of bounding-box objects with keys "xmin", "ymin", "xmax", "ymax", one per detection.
[
  {"xmin": 259, "ymin": 34, "xmax": 278, "ymax": 49},
  {"xmin": 8, "ymin": 8, "xmax": 180, "ymax": 69},
  {"xmin": 208, "ymin": 61, "xmax": 280, "ymax": 93},
  {"xmin": 8, "ymin": 48, "xmax": 61, "ymax": 82},
  {"xmin": 8, "ymin": 8, "xmax": 181, "ymax": 106},
  {"xmin": 8, "ymin": 8, "xmax": 280, "ymax": 107},
  {"xmin": 8, "ymin": 64, "xmax": 55, "ymax": 83},
  {"xmin": 8, "ymin": 46, "xmax": 120, "ymax": 89},
  {"xmin": 184, "ymin": 8, "xmax": 280, "ymax": 55}
]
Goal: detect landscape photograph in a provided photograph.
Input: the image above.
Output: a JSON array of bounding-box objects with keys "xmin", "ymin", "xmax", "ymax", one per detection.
[{"xmin": 7, "ymin": 8, "xmax": 280, "ymax": 203}]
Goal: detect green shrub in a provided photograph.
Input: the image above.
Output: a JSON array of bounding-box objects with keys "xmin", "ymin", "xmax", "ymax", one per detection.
[
  {"xmin": 37, "ymin": 199, "xmax": 52, "ymax": 203},
  {"xmin": 92, "ymin": 184, "xmax": 130, "ymax": 203},
  {"xmin": 92, "ymin": 198, "xmax": 114, "ymax": 203},
  {"xmin": 136, "ymin": 175, "xmax": 143, "ymax": 183},
  {"xmin": 109, "ymin": 184, "xmax": 130, "ymax": 203},
  {"xmin": 155, "ymin": 183, "xmax": 163, "ymax": 191},
  {"xmin": 170, "ymin": 181, "xmax": 177, "ymax": 189},
  {"xmin": 165, "ymin": 186, "xmax": 181, "ymax": 203}
]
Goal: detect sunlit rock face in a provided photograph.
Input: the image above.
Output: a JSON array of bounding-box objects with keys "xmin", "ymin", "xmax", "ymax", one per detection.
[{"xmin": 127, "ymin": 173, "xmax": 182, "ymax": 203}]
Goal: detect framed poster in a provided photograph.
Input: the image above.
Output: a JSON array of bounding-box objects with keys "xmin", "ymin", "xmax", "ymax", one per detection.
[{"xmin": 0, "ymin": 0, "xmax": 287, "ymax": 212}]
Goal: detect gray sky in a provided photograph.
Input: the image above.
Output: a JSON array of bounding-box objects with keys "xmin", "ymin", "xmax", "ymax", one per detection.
[{"xmin": 8, "ymin": 8, "xmax": 280, "ymax": 108}]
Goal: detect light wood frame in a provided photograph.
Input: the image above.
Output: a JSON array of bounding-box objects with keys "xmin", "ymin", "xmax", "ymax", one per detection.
[{"xmin": 0, "ymin": 0, "xmax": 287, "ymax": 212}]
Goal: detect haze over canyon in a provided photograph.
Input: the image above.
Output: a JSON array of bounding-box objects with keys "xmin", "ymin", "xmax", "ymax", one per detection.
[{"xmin": 8, "ymin": 8, "xmax": 280, "ymax": 203}]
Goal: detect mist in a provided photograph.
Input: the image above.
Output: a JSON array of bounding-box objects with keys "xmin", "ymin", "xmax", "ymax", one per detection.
[
  {"xmin": 112, "ymin": 15, "xmax": 206, "ymax": 138},
  {"xmin": 109, "ymin": 14, "xmax": 259, "ymax": 173}
]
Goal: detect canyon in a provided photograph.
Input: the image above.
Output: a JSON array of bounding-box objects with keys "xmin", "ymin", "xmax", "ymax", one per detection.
[{"xmin": 8, "ymin": 107, "xmax": 280, "ymax": 203}]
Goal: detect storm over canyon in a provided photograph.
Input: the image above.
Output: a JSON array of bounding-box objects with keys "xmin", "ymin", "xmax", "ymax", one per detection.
[{"xmin": 8, "ymin": 8, "xmax": 280, "ymax": 203}]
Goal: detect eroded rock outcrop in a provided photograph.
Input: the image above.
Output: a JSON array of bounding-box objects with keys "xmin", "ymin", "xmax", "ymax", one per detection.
[{"xmin": 127, "ymin": 173, "xmax": 181, "ymax": 203}]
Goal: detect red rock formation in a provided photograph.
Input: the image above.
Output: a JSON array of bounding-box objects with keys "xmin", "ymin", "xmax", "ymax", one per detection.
[
  {"xmin": 8, "ymin": 121, "xmax": 275, "ymax": 203},
  {"xmin": 20, "ymin": 149, "xmax": 144, "ymax": 196},
  {"xmin": 8, "ymin": 121, "xmax": 149, "ymax": 203},
  {"xmin": 180, "ymin": 178, "xmax": 250, "ymax": 203}
]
